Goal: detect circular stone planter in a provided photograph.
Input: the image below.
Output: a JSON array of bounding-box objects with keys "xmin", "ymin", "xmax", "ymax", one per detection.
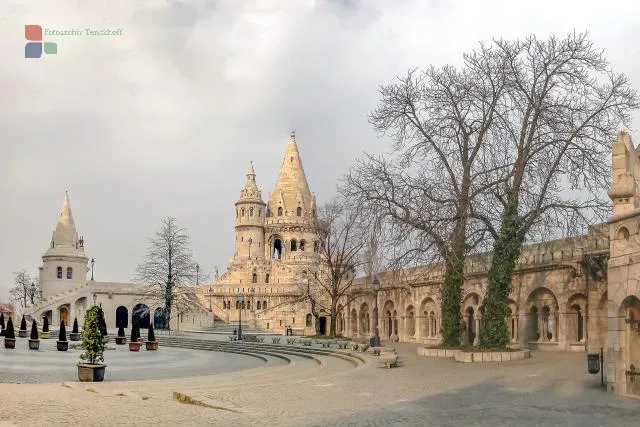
[
  {"xmin": 453, "ymin": 349, "xmax": 531, "ymax": 363},
  {"xmin": 77, "ymin": 364, "xmax": 106, "ymax": 382},
  {"xmin": 28, "ymin": 339, "xmax": 40, "ymax": 350},
  {"xmin": 69, "ymin": 333, "xmax": 81, "ymax": 341},
  {"xmin": 56, "ymin": 340, "xmax": 69, "ymax": 351},
  {"xmin": 4, "ymin": 338, "xmax": 16, "ymax": 349},
  {"xmin": 145, "ymin": 341, "xmax": 158, "ymax": 351},
  {"xmin": 115, "ymin": 336, "xmax": 127, "ymax": 345},
  {"xmin": 129, "ymin": 341, "xmax": 141, "ymax": 352},
  {"xmin": 417, "ymin": 348, "xmax": 462, "ymax": 358}
]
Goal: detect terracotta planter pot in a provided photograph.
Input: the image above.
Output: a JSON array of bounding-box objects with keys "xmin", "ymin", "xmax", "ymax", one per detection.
[
  {"xmin": 28, "ymin": 339, "xmax": 40, "ymax": 350},
  {"xmin": 4, "ymin": 338, "xmax": 16, "ymax": 349},
  {"xmin": 40, "ymin": 332, "xmax": 50, "ymax": 339},
  {"xmin": 115, "ymin": 336, "xmax": 127, "ymax": 345},
  {"xmin": 129, "ymin": 341, "xmax": 141, "ymax": 351},
  {"xmin": 18, "ymin": 330, "xmax": 28, "ymax": 338},
  {"xmin": 69, "ymin": 332, "xmax": 81, "ymax": 341},
  {"xmin": 57, "ymin": 340, "xmax": 68, "ymax": 351},
  {"xmin": 77, "ymin": 364, "xmax": 106, "ymax": 382},
  {"xmin": 146, "ymin": 341, "xmax": 158, "ymax": 351}
]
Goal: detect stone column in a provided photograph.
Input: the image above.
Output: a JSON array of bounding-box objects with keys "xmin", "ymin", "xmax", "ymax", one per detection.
[{"xmin": 474, "ymin": 316, "xmax": 481, "ymax": 346}]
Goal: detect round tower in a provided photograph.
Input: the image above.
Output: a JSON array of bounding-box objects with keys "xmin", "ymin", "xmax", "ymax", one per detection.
[
  {"xmin": 39, "ymin": 192, "xmax": 89, "ymax": 301},
  {"xmin": 235, "ymin": 162, "xmax": 266, "ymax": 260}
]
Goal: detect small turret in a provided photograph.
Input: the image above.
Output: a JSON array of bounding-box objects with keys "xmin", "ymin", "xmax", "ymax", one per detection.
[{"xmin": 235, "ymin": 162, "xmax": 266, "ymax": 260}]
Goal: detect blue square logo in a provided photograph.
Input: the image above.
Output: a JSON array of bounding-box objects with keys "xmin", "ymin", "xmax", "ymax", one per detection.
[{"xmin": 25, "ymin": 42, "xmax": 42, "ymax": 58}]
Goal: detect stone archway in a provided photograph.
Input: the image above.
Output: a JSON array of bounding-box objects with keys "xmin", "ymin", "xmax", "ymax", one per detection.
[
  {"xmin": 59, "ymin": 306, "xmax": 69, "ymax": 326},
  {"xmin": 116, "ymin": 306, "xmax": 128, "ymax": 328},
  {"xmin": 132, "ymin": 303, "xmax": 150, "ymax": 329}
]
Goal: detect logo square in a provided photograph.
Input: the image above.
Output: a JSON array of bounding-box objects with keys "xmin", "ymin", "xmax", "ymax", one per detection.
[
  {"xmin": 25, "ymin": 25, "xmax": 42, "ymax": 41},
  {"xmin": 25, "ymin": 42, "xmax": 42, "ymax": 58},
  {"xmin": 44, "ymin": 42, "xmax": 57, "ymax": 55}
]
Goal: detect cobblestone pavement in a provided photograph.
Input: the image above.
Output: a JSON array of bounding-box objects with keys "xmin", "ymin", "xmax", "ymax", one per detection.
[{"xmin": 1, "ymin": 341, "xmax": 638, "ymax": 426}]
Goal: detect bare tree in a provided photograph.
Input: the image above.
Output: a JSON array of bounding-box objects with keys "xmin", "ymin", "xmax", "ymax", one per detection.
[
  {"xmin": 295, "ymin": 199, "xmax": 370, "ymax": 337},
  {"xmin": 134, "ymin": 217, "xmax": 201, "ymax": 329},
  {"xmin": 477, "ymin": 32, "xmax": 638, "ymax": 349},
  {"xmin": 344, "ymin": 47, "xmax": 511, "ymax": 346},
  {"xmin": 9, "ymin": 270, "xmax": 37, "ymax": 309}
]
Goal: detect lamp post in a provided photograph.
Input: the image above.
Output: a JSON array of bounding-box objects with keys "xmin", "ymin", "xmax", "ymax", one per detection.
[
  {"xmin": 196, "ymin": 263, "xmax": 200, "ymax": 286},
  {"xmin": 372, "ymin": 277, "xmax": 381, "ymax": 347},
  {"xmin": 208, "ymin": 286, "xmax": 212, "ymax": 312},
  {"xmin": 90, "ymin": 258, "xmax": 95, "ymax": 281},
  {"xmin": 92, "ymin": 292, "xmax": 97, "ymax": 306},
  {"xmin": 29, "ymin": 282, "xmax": 37, "ymax": 305},
  {"xmin": 237, "ymin": 292, "xmax": 245, "ymax": 340}
]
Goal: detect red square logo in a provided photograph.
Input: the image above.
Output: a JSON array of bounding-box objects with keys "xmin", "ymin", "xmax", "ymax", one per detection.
[{"xmin": 25, "ymin": 25, "xmax": 42, "ymax": 41}]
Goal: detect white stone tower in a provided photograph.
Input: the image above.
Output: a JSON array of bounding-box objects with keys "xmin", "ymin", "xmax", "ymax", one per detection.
[
  {"xmin": 235, "ymin": 162, "xmax": 266, "ymax": 260},
  {"xmin": 39, "ymin": 192, "xmax": 89, "ymax": 300},
  {"xmin": 265, "ymin": 131, "xmax": 319, "ymax": 264}
]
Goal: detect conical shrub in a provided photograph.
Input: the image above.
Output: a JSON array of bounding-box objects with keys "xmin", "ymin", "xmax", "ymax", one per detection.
[
  {"xmin": 20, "ymin": 315, "xmax": 27, "ymax": 331},
  {"xmin": 130, "ymin": 320, "xmax": 139, "ymax": 342},
  {"xmin": 30, "ymin": 320, "xmax": 39, "ymax": 340},
  {"xmin": 43, "ymin": 316, "xmax": 49, "ymax": 333},
  {"xmin": 97, "ymin": 307, "xmax": 107, "ymax": 337},
  {"xmin": 5, "ymin": 317, "xmax": 15, "ymax": 339},
  {"xmin": 59, "ymin": 320, "xmax": 67, "ymax": 341},
  {"xmin": 0, "ymin": 313, "xmax": 5, "ymax": 336},
  {"xmin": 72, "ymin": 318, "xmax": 79, "ymax": 334},
  {"xmin": 148, "ymin": 323, "xmax": 156, "ymax": 342}
]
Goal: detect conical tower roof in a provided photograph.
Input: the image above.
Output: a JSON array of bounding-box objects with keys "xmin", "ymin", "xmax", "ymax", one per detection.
[
  {"xmin": 237, "ymin": 161, "xmax": 265, "ymax": 205},
  {"xmin": 44, "ymin": 192, "xmax": 84, "ymax": 256},
  {"xmin": 268, "ymin": 131, "xmax": 313, "ymax": 216}
]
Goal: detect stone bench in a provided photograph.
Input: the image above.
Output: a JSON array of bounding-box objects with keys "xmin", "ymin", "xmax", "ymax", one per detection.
[
  {"xmin": 271, "ymin": 337, "xmax": 281, "ymax": 344},
  {"xmin": 301, "ymin": 338, "xmax": 312, "ymax": 346},
  {"xmin": 336, "ymin": 341, "xmax": 349, "ymax": 349},
  {"xmin": 371, "ymin": 347, "xmax": 384, "ymax": 356},
  {"xmin": 378, "ymin": 354, "xmax": 398, "ymax": 368},
  {"xmin": 286, "ymin": 337, "xmax": 297, "ymax": 344},
  {"xmin": 350, "ymin": 343, "xmax": 359, "ymax": 351},
  {"xmin": 256, "ymin": 336, "xmax": 265, "ymax": 343},
  {"xmin": 359, "ymin": 344, "xmax": 370, "ymax": 353},
  {"xmin": 228, "ymin": 335, "xmax": 237, "ymax": 341}
]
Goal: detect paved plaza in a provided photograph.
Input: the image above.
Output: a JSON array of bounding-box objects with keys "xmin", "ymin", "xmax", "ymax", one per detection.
[{"xmin": 0, "ymin": 341, "xmax": 638, "ymax": 426}]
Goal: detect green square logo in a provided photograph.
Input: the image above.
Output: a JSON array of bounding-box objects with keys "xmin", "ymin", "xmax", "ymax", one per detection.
[{"xmin": 43, "ymin": 42, "xmax": 57, "ymax": 55}]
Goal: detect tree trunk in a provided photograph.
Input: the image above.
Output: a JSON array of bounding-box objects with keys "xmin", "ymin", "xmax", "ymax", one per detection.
[
  {"xmin": 479, "ymin": 199, "xmax": 525, "ymax": 349},
  {"xmin": 440, "ymin": 255, "xmax": 465, "ymax": 346},
  {"xmin": 165, "ymin": 280, "xmax": 173, "ymax": 331},
  {"xmin": 330, "ymin": 303, "xmax": 337, "ymax": 337}
]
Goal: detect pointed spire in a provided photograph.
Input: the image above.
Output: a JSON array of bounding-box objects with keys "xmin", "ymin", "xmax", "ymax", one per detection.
[
  {"xmin": 247, "ymin": 161, "xmax": 256, "ymax": 177},
  {"xmin": 239, "ymin": 162, "xmax": 264, "ymax": 203},
  {"xmin": 269, "ymin": 131, "xmax": 313, "ymax": 218},
  {"xmin": 57, "ymin": 190, "xmax": 76, "ymax": 231},
  {"xmin": 48, "ymin": 191, "xmax": 82, "ymax": 252}
]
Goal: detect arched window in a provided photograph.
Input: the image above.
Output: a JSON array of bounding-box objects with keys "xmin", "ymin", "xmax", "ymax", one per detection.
[
  {"xmin": 247, "ymin": 301, "xmax": 251, "ymax": 310},
  {"xmin": 265, "ymin": 274, "xmax": 270, "ymax": 283},
  {"xmin": 299, "ymin": 240, "xmax": 306, "ymax": 251},
  {"xmin": 236, "ymin": 300, "xmax": 240, "ymax": 310},
  {"xmin": 290, "ymin": 240, "xmax": 298, "ymax": 251},
  {"xmin": 250, "ymin": 208, "xmax": 254, "ymax": 216},
  {"xmin": 57, "ymin": 266, "xmax": 63, "ymax": 279},
  {"xmin": 241, "ymin": 301, "xmax": 246, "ymax": 309},
  {"xmin": 277, "ymin": 207, "xmax": 283, "ymax": 216},
  {"xmin": 227, "ymin": 300, "xmax": 230, "ymax": 310},
  {"xmin": 252, "ymin": 272, "xmax": 257, "ymax": 283},
  {"xmin": 257, "ymin": 301, "xmax": 262, "ymax": 310},
  {"xmin": 306, "ymin": 313, "xmax": 313, "ymax": 327},
  {"xmin": 241, "ymin": 208, "xmax": 245, "ymax": 216},
  {"xmin": 263, "ymin": 300, "xmax": 268, "ymax": 309},
  {"xmin": 258, "ymin": 209, "xmax": 261, "ymax": 217},
  {"xmin": 66, "ymin": 267, "xmax": 73, "ymax": 279},
  {"xmin": 296, "ymin": 207, "xmax": 302, "ymax": 216}
]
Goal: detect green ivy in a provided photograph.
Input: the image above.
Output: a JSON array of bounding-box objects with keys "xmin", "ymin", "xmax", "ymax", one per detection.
[
  {"xmin": 479, "ymin": 200, "xmax": 524, "ymax": 350},
  {"xmin": 80, "ymin": 305, "xmax": 105, "ymax": 365},
  {"xmin": 439, "ymin": 258, "xmax": 465, "ymax": 347}
]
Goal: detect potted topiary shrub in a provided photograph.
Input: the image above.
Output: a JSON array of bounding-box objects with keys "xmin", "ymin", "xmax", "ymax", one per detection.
[
  {"xmin": 146, "ymin": 323, "xmax": 158, "ymax": 350},
  {"xmin": 4, "ymin": 317, "xmax": 16, "ymax": 348},
  {"xmin": 70, "ymin": 318, "xmax": 80, "ymax": 341},
  {"xmin": 57, "ymin": 319, "xmax": 68, "ymax": 351},
  {"xmin": 41, "ymin": 315, "xmax": 50, "ymax": 339},
  {"xmin": 129, "ymin": 320, "xmax": 141, "ymax": 351},
  {"xmin": 18, "ymin": 315, "xmax": 28, "ymax": 338},
  {"xmin": 77, "ymin": 306, "xmax": 106, "ymax": 382},
  {"xmin": 29, "ymin": 319, "xmax": 40, "ymax": 350},
  {"xmin": 0, "ymin": 312, "xmax": 5, "ymax": 337},
  {"xmin": 115, "ymin": 326, "xmax": 126, "ymax": 345}
]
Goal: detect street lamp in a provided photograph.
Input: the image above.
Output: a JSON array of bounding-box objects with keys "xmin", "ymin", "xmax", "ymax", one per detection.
[
  {"xmin": 237, "ymin": 292, "xmax": 245, "ymax": 340},
  {"xmin": 92, "ymin": 292, "xmax": 97, "ymax": 306},
  {"xmin": 372, "ymin": 277, "xmax": 381, "ymax": 347},
  {"xmin": 29, "ymin": 282, "xmax": 37, "ymax": 305},
  {"xmin": 90, "ymin": 258, "xmax": 95, "ymax": 281},
  {"xmin": 208, "ymin": 286, "xmax": 213, "ymax": 312}
]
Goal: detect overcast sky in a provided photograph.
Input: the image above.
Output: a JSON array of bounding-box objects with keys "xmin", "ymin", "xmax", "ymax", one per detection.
[{"xmin": 1, "ymin": 0, "xmax": 639, "ymax": 300}]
